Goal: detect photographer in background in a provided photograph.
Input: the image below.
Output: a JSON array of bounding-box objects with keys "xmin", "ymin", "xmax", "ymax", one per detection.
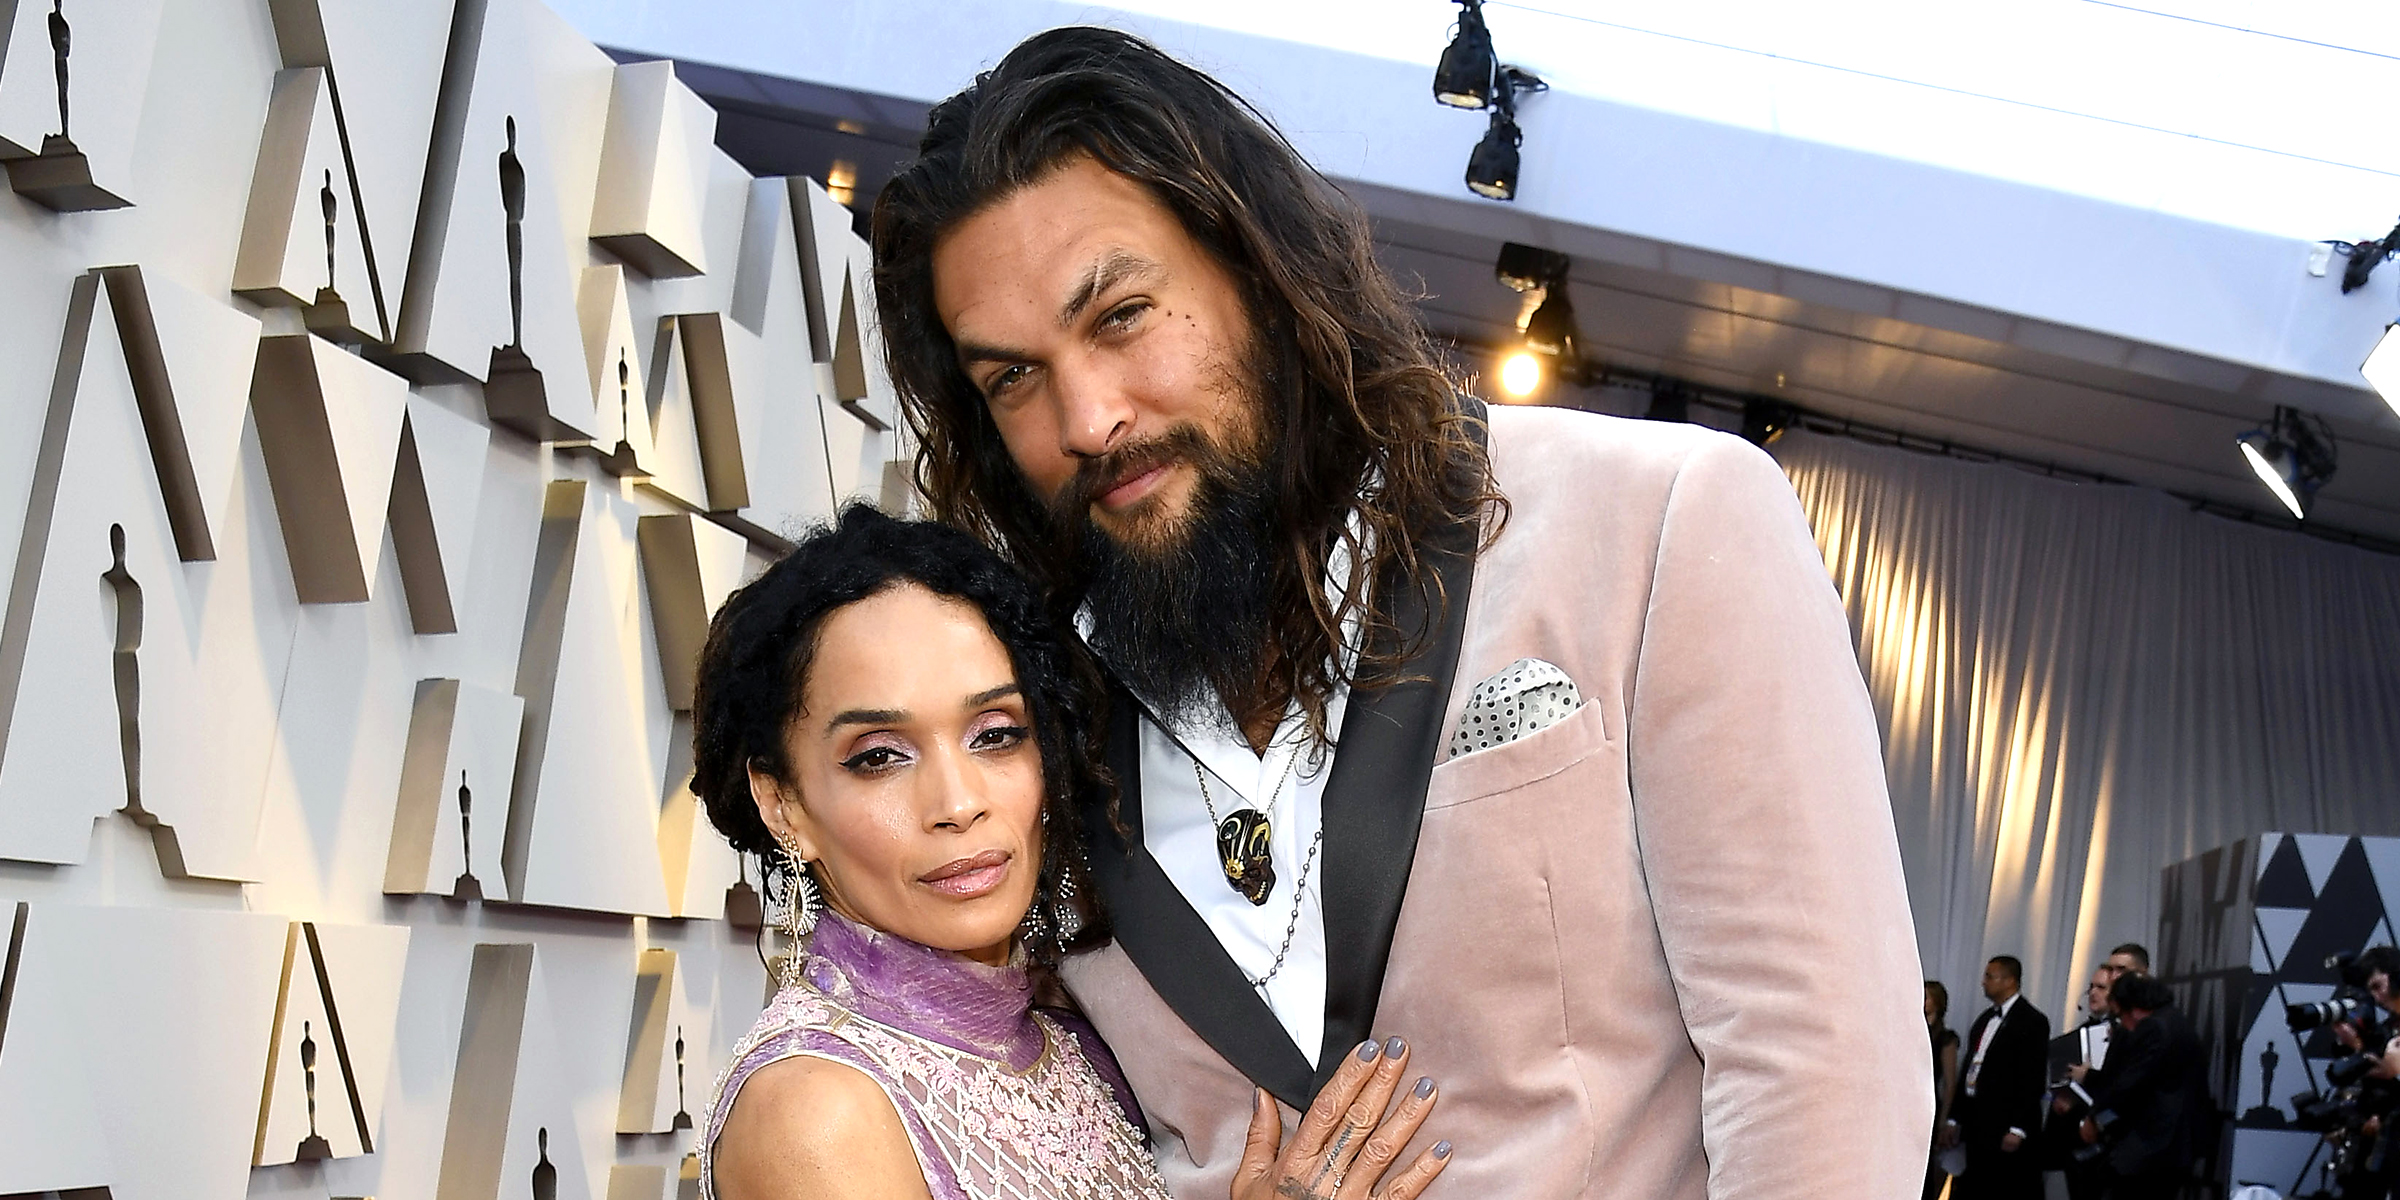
[
  {"xmin": 2312, "ymin": 947, "xmax": 2400, "ymax": 1198},
  {"xmin": 2074, "ymin": 971, "xmax": 2204, "ymax": 1200},
  {"xmin": 2332, "ymin": 946, "xmax": 2400, "ymax": 1079}
]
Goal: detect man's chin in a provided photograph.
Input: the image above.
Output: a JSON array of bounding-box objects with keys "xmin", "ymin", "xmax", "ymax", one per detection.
[{"xmin": 1086, "ymin": 491, "xmax": 1198, "ymax": 562}]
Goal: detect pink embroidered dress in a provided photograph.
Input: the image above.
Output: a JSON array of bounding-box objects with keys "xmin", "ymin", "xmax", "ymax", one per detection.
[{"xmin": 698, "ymin": 911, "xmax": 1171, "ymax": 1200}]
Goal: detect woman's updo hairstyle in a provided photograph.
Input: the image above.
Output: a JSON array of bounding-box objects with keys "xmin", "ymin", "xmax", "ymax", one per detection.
[{"xmin": 689, "ymin": 503, "xmax": 1107, "ymax": 962}]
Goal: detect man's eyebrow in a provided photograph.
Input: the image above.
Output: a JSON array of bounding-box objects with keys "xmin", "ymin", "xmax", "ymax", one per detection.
[{"xmin": 1059, "ymin": 248, "xmax": 1161, "ymax": 327}]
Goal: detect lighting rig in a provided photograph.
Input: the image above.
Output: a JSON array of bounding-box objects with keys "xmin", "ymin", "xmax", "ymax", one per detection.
[
  {"xmin": 1433, "ymin": 0, "xmax": 1546, "ymax": 201},
  {"xmin": 2235, "ymin": 406, "xmax": 2338, "ymax": 521},
  {"xmin": 2332, "ymin": 218, "xmax": 2400, "ymax": 424},
  {"xmin": 1493, "ymin": 241, "xmax": 1585, "ymax": 396}
]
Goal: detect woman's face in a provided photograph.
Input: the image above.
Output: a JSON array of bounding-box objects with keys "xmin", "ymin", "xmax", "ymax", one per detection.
[
  {"xmin": 1923, "ymin": 987, "xmax": 1938, "ymax": 1027},
  {"xmin": 749, "ymin": 584, "xmax": 1045, "ymax": 966}
]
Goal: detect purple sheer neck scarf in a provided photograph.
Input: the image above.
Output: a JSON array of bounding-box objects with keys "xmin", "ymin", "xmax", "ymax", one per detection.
[{"xmin": 798, "ymin": 910, "xmax": 1048, "ymax": 1071}]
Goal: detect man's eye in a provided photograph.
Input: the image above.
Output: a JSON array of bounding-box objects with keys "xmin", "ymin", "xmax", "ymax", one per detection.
[
  {"xmin": 986, "ymin": 364, "xmax": 1030, "ymax": 395},
  {"xmin": 1099, "ymin": 301, "xmax": 1146, "ymax": 332}
]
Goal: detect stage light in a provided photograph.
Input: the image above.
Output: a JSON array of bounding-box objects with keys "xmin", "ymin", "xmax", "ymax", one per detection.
[
  {"xmin": 1521, "ymin": 287, "xmax": 1575, "ymax": 357},
  {"xmin": 1465, "ymin": 110, "xmax": 1521, "ymax": 201},
  {"xmin": 1741, "ymin": 398, "xmax": 1796, "ymax": 446},
  {"xmin": 2235, "ymin": 406, "xmax": 2337, "ymax": 519},
  {"xmin": 2362, "ymin": 323, "xmax": 2400, "ymax": 420},
  {"xmin": 1433, "ymin": 0, "xmax": 1495, "ymax": 109},
  {"xmin": 1494, "ymin": 242, "xmax": 1569, "ymax": 293},
  {"xmin": 1499, "ymin": 350, "xmax": 1542, "ymax": 397},
  {"xmin": 2340, "ymin": 220, "xmax": 2400, "ymax": 294}
]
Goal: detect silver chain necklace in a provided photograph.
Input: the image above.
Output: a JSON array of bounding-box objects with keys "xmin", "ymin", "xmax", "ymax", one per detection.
[{"xmin": 1194, "ymin": 759, "xmax": 1324, "ymax": 991}]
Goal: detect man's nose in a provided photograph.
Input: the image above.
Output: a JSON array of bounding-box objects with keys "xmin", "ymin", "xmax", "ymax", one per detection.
[{"xmin": 1050, "ymin": 357, "xmax": 1134, "ymax": 459}]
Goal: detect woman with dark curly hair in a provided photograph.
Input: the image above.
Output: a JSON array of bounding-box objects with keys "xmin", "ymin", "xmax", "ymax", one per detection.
[{"xmin": 689, "ymin": 506, "xmax": 1448, "ymax": 1200}]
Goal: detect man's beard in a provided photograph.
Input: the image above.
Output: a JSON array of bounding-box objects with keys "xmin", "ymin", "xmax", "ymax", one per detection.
[{"xmin": 1049, "ymin": 415, "xmax": 1280, "ymax": 730}]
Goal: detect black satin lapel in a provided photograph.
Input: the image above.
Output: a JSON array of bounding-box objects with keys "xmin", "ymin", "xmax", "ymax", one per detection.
[
  {"xmin": 1310, "ymin": 404, "xmax": 1486, "ymax": 1097},
  {"xmin": 1082, "ymin": 683, "xmax": 1317, "ymax": 1110}
]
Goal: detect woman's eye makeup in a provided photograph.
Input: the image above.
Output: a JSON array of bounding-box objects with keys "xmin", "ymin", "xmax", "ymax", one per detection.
[
  {"xmin": 969, "ymin": 723, "xmax": 1030, "ymax": 750},
  {"xmin": 839, "ymin": 734, "xmax": 913, "ymax": 773},
  {"xmin": 965, "ymin": 710, "xmax": 1030, "ymax": 751}
]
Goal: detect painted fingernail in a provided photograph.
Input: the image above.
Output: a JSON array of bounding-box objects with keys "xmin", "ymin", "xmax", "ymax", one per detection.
[
  {"xmin": 1384, "ymin": 1035, "xmax": 1406, "ymax": 1058},
  {"xmin": 1358, "ymin": 1040, "xmax": 1380, "ymax": 1062},
  {"xmin": 1414, "ymin": 1076, "xmax": 1435, "ymax": 1098},
  {"xmin": 1433, "ymin": 1141, "xmax": 1452, "ymax": 1159}
]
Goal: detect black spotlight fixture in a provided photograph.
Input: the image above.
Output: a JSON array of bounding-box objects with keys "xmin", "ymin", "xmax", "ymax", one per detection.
[
  {"xmin": 2235, "ymin": 405, "xmax": 2337, "ymax": 519},
  {"xmin": 1435, "ymin": 1, "xmax": 1545, "ymax": 202},
  {"xmin": 1494, "ymin": 242, "xmax": 1584, "ymax": 381},
  {"xmin": 1741, "ymin": 397, "xmax": 1798, "ymax": 446},
  {"xmin": 2338, "ymin": 219, "xmax": 2400, "ymax": 294},
  {"xmin": 1433, "ymin": 0, "xmax": 1497, "ymax": 109},
  {"xmin": 1521, "ymin": 285, "xmax": 1576, "ymax": 357},
  {"xmin": 1466, "ymin": 109, "xmax": 1522, "ymax": 201}
]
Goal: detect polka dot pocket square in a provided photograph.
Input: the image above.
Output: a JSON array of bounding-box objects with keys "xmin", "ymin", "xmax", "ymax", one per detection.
[{"xmin": 1446, "ymin": 657, "xmax": 1583, "ymax": 760}]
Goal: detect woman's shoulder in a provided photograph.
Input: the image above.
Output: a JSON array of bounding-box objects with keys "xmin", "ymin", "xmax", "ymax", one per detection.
[
  {"xmin": 715, "ymin": 1055, "xmax": 927, "ymax": 1200},
  {"xmin": 1934, "ymin": 1027, "xmax": 1960, "ymax": 1048}
]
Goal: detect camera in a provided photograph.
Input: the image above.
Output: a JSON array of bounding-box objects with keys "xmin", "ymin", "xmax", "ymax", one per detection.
[
  {"xmin": 2327, "ymin": 1052, "xmax": 2387, "ymax": 1090},
  {"xmin": 2293, "ymin": 993, "xmax": 2376, "ymax": 1032}
]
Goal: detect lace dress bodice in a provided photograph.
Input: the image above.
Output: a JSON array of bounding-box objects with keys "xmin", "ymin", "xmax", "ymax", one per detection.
[{"xmin": 698, "ymin": 914, "xmax": 1171, "ymax": 1200}]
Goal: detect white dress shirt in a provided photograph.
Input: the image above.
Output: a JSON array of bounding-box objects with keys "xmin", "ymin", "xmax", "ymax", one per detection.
[
  {"xmin": 1962, "ymin": 992, "xmax": 2027, "ymax": 1139},
  {"xmin": 1130, "ymin": 686, "xmax": 1344, "ymax": 1061},
  {"xmin": 1085, "ymin": 518, "xmax": 1365, "ymax": 1063}
]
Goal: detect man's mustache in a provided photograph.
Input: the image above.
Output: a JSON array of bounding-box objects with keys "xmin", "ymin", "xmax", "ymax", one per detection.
[{"xmin": 1048, "ymin": 425, "xmax": 1218, "ymax": 527}]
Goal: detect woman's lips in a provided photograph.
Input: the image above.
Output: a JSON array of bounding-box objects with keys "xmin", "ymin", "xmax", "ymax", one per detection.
[
  {"xmin": 1097, "ymin": 462, "xmax": 1171, "ymax": 510},
  {"xmin": 920, "ymin": 849, "xmax": 1011, "ymax": 898}
]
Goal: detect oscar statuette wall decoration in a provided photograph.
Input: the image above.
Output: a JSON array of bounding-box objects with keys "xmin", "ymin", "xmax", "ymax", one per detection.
[
  {"xmin": 454, "ymin": 772, "xmax": 482, "ymax": 901},
  {"xmin": 0, "ymin": 0, "xmax": 913, "ymax": 1193},
  {"xmin": 1, "ymin": 0, "xmax": 128, "ymax": 210}
]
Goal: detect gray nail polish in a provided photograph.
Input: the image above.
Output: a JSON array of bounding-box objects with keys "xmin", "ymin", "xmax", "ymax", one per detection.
[
  {"xmin": 1414, "ymin": 1076, "xmax": 1435, "ymax": 1098},
  {"xmin": 1385, "ymin": 1035, "xmax": 1406, "ymax": 1058},
  {"xmin": 1433, "ymin": 1141, "xmax": 1452, "ymax": 1159},
  {"xmin": 1358, "ymin": 1040, "xmax": 1380, "ymax": 1062}
]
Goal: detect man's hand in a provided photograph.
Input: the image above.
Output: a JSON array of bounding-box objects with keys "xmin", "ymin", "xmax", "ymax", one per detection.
[
  {"xmin": 2066, "ymin": 1062, "xmax": 2089, "ymax": 1084},
  {"xmin": 2079, "ymin": 1119, "xmax": 2099, "ymax": 1146},
  {"xmin": 2052, "ymin": 1095, "xmax": 2073, "ymax": 1116},
  {"xmin": 1935, "ymin": 1122, "xmax": 1959, "ymax": 1151},
  {"xmin": 2000, "ymin": 1132, "xmax": 2023, "ymax": 1153},
  {"xmin": 2335, "ymin": 1021, "xmax": 2364, "ymax": 1053},
  {"xmin": 2370, "ymin": 1044, "xmax": 2400, "ymax": 1082}
]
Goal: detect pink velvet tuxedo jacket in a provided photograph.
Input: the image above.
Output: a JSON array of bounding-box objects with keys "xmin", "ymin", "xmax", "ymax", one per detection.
[{"xmin": 1059, "ymin": 404, "xmax": 1932, "ymax": 1198}]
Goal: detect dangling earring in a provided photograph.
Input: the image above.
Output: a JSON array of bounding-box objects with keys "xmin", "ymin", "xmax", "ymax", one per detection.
[{"xmin": 775, "ymin": 838, "xmax": 819, "ymax": 990}]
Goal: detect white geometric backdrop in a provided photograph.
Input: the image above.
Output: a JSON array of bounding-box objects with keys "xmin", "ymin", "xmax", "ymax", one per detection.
[{"xmin": 0, "ymin": 1, "xmax": 905, "ymax": 1197}]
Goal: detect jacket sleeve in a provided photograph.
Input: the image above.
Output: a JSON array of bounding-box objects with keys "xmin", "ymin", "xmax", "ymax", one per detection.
[
  {"xmin": 2085, "ymin": 1021, "xmax": 2164, "ymax": 1127},
  {"xmin": 1625, "ymin": 433, "xmax": 1932, "ymax": 1198},
  {"xmin": 2010, "ymin": 1009, "xmax": 2054, "ymax": 1137}
]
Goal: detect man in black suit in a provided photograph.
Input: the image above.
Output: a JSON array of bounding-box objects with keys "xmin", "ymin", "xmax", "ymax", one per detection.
[
  {"xmin": 2048, "ymin": 962, "xmax": 2126, "ymax": 1200},
  {"xmin": 1945, "ymin": 956, "xmax": 2051, "ymax": 1199},
  {"xmin": 2075, "ymin": 972, "xmax": 2203, "ymax": 1200}
]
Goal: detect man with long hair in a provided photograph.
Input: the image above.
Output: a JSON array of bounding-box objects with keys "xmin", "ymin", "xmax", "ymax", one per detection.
[{"xmin": 872, "ymin": 26, "xmax": 1926, "ymax": 1198}]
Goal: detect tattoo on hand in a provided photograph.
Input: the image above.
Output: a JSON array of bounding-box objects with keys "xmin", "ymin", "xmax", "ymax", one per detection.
[{"xmin": 1295, "ymin": 1124, "xmax": 1357, "ymax": 1197}]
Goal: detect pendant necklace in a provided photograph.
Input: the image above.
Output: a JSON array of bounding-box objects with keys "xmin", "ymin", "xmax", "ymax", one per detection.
[
  {"xmin": 1194, "ymin": 756, "xmax": 1325, "ymax": 991},
  {"xmin": 1193, "ymin": 757, "xmax": 1289, "ymax": 906}
]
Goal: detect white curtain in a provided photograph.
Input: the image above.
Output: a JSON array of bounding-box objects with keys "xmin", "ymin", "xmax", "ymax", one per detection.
[{"xmin": 1772, "ymin": 430, "xmax": 2400, "ymax": 1025}]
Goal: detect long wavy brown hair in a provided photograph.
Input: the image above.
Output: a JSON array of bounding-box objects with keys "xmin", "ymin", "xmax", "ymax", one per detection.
[{"xmin": 869, "ymin": 26, "xmax": 1504, "ymax": 740}]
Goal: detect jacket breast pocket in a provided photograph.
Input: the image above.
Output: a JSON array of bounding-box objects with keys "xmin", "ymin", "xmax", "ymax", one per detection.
[{"xmin": 1426, "ymin": 698, "xmax": 1612, "ymax": 812}]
